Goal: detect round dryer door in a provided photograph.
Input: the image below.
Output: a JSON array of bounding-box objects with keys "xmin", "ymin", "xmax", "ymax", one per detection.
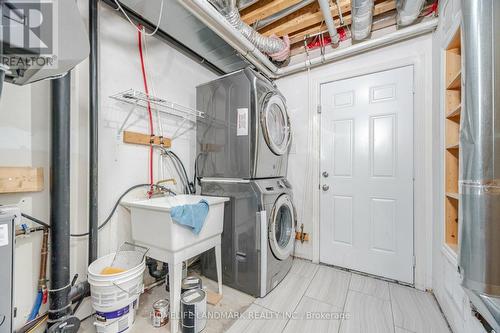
[
  {"xmin": 269, "ymin": 194, "xmax": 296, "ymax": 260},
  {"xmin": 261, "ymin": 94, "xmax": 291, "ymax": 156}
]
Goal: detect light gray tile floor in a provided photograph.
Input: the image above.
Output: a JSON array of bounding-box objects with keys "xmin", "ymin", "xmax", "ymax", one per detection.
[{"xmin": 80, "ymin": 259, "xmax": 451, "ymax": 333}]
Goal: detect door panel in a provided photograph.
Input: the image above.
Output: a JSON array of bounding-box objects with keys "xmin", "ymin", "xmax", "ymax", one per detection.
[{"xmin": 320, "ymin": 66, "xmax": 414, "ymax": 284}]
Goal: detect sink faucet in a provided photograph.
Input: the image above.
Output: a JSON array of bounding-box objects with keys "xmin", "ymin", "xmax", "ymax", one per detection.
[{"xmin": 151, "ymin": 179, "xmax": 177, "ymax": 197}]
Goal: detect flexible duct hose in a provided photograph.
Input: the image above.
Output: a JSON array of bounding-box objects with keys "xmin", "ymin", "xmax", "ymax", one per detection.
[{"xmin": 214, "ymin": 0, "xmax": 289, "ymax": 59}]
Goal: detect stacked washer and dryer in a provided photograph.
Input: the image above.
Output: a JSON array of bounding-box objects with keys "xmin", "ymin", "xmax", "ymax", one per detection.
[{"xmin": 196, "ymin": 68, "xmax": 296, "ymax": 297}]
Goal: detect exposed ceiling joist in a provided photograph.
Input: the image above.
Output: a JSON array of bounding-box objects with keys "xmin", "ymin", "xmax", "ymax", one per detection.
[
  {"xmin": 260, "ymin": 0, "xmax": 352, "ymax": 37},
  {"xmin": 288, "ymin": 0, "xmax": 397, "ymax": 44},
  {"xmin": 241, "ymin": 0, "xmax": 307, "ymax": 25}
]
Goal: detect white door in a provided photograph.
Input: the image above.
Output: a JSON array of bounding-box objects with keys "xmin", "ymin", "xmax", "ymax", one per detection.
[{"xmin": 319, "ymin": 66, "xmax": 414, "ymax": 284}]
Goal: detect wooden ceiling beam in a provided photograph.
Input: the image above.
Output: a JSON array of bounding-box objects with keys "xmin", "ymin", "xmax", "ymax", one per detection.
[
  {"xmin": 259, "ymin": 0, "xmax": 352, "ymax": 37},
  {"xmin": 288, "ymin": 0, "xmax": 396, "ymax": 44},
  {"xmin": 240, "ymin": 0, "xmax": 309, "ymax": 25}
]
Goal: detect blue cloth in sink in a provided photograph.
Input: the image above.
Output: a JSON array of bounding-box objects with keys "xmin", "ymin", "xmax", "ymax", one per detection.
[{"xmin": 170, "ymin": 199, "xmax": 210, "ymax": 234}]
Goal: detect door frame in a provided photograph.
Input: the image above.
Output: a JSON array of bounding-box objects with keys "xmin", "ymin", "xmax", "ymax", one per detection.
[{"xmin": 309, "ymin": 52, "xmax": 434, "ymax": 291}]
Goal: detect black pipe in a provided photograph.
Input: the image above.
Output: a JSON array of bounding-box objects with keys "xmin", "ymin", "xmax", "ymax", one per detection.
[
  {"xmin": 0, "ymin": 68, "xmax": 5, "ymax": 98},
  {"xmin": 101, "ymin": 0, "xmax": 224, "ymax": 76},
  {"xmin": 146, "ymin": 257, "xmax": 168, "ymax": 280},
  {"xmin": 49, "ymin": 73, "xmax": 72, "ymax": 324},
  {"xmin": 88, "ymin": 0, "xmax": 99, "ymax": 265}
]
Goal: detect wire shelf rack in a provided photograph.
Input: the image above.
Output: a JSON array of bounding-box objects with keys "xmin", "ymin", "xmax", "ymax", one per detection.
[
  {"xmin": 109, "ymin": 89, "xmax": 204, "ymax": 137},
  {"xmin": 109, "ymin": 88, "xmax": 204, "ymax": 120}
]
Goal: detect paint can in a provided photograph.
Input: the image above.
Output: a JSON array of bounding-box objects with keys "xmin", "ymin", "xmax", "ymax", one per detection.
[
  {"xmin": 181, "ymin": 276, "xmax": 203, "ymax": 294},
  {"xmin": 151, "ymin": 299, "xmax": 169, "ymax": 328},
  {"xmin": 181, "ymin": 289, "xmax": 207, "ymax": 333}
]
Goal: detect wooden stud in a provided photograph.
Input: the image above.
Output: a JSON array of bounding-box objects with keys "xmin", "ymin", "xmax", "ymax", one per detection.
[
  {"xmin": 260, "ymin": 0, "xmax": 351, "ymax": 37},
  {"xmin": 0, "ymin": 167, "xmax": 44, "ymax": 194},
  {"xmin": 123, "ymin": 131, "xmax": 172, "ymax": 148},
  {"xmin": 241, "ymin": 0, "xmax": 310, "ymax": 25}
]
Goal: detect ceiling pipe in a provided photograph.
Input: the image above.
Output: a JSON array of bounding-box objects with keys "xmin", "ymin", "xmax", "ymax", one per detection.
[
  {"xmin": 317, "ymin": 0, "xmax": 340, "ymax": 46},
  {"xmin": 275, "ymin": 18, "xmax": 438, "ymax": 77},
  {"xmin": 397, "ymin": 0, "xmax": 425, "ymax": 26},
  {"xmin": 351, "ymin": 0, "xmax": 374, "ymax": 40},
  {"xmin": 178, "ymin": 0, "xmax": 437, "ymax": 79}
]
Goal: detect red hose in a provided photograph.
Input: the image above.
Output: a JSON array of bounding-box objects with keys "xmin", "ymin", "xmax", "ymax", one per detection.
[{"xmin": 137, "ymin": 27, "xmax": 154, "ymax": 197}]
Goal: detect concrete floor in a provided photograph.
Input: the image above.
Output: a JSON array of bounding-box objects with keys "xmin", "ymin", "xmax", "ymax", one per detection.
[{"xmin": 80, "ymin": 259, "xmax": 451, "ymax": 333}]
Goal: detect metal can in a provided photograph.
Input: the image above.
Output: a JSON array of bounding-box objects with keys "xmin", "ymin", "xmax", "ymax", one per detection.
[
  {"xmin": 151, "ymin": 299, "xmax": 169, "ymax": 327},
  {"xmin": 181, "ymin": 289, "xmax": 207, "ymax": 333},
  {"xmin": 181, "ymin": 276, "xmax": 203, "ymax": 294}
]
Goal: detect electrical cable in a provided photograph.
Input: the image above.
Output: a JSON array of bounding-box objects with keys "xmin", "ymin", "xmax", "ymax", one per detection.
[
  {"xmin": 168, "ymin": 153, "xmax": 189, "ymax": 194},
  {"xmin": 167, "ymin": 150, "xmax": 194, "ymax": 194},
  {"xmin": 113, "ymin": 0, "xmax": 164, "ymax": 36},
  {"xmin": 138, "ymin": 28, "xmax": 155, "ymax": 197},
  {"xmin": 142, "ymin": 31, "xmax": 163, "ymax": 139},
  {"xmin": 70, "ymin": 184, "xmax": 175, "ymax": 238},
  {"xmin": 21, "ymin": 213, "xmax": 51, "ymax": 229}
]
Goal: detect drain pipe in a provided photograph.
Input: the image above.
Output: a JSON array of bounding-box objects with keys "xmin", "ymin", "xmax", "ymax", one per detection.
[
  {"xmin": 49, "ymin": 73, "xmax": 72, "ymax": 325},
  {"xmin": 317, "ymin": 0, "xmax": 340, "ymax": 46},
  {"xmin": 88, "ymin": 0, "xmax": 99, "ymax": 264}
]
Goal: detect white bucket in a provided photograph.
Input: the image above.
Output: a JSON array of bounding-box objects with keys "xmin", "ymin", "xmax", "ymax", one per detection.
[
  {"xmin": 94, "ymin": 298, "xmax": 138, "ymax": 333},
  {"xmin": 88, "ymin": 251, "xmax": 145, "ymax": 314}
]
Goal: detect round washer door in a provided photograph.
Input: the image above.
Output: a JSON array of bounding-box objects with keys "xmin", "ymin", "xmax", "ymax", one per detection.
[
  {"xmin": 268, "ymin": 194, "xmax": 296, "ymax": 260},
  {"xmin": 261, "ymin": 94, "xmax": 291, "ymax": 156}
]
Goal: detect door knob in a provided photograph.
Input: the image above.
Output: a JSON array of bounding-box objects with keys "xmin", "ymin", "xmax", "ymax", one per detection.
[
  {"xmin": 322, "ymin": 171, "xmax": 329, "ymax": 178},
  {"xmin": 322, "ymin": 184, "xmax": 330, "ymax": 191}
]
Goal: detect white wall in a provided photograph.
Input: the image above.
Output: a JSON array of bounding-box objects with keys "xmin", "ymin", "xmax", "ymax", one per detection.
[
  {"xmin": 277, "ymin": 35, "xmax": 435, "ymax": 291},
  {"xmin": 96, "ymin": 3, "xmax": 216, "ymax": 256},
  {"xmin": 0, "ymin": 2, "xmax": 215, "ymax": 330},
  {"xmin": 431, "ymin": 0, "xmax": 486, "ymax": 332}
]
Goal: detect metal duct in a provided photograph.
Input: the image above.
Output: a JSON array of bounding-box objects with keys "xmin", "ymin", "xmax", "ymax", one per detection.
[
  {"xmin": 212, "ymin": 0, "xmax": 288, "ymax": 57},
  {"xmin": 351, "ymin": 0, "xmax": 374, "ymax": 41},
  {"xmin": 396, "ymin": 0, "xmax": 425, "ymax": 26},
  {"xmin": 459, "ymin": 0, "xmax": 500, "ymax": 331},
  {"xmin": 317, "ymin": 0, "xmax": 340, "ymax": 45}
]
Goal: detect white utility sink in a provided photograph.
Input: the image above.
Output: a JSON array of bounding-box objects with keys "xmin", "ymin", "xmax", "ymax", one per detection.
[
  {"xmin": 122, "ymin": 194, "xmax": 229, "ymax": 254},
  {"xmin": 122, "ymin": 194, "xmax": 229, "ymax": 333}
]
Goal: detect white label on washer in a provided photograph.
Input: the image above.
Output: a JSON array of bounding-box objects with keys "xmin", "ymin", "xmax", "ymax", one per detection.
[
  {"xmin": 237, "ymin": 108, "xmax": 249, "ymax": 136},
  {"xmin": 0, "ymin": 225, "xmax": 8, "ymax": 247}
]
